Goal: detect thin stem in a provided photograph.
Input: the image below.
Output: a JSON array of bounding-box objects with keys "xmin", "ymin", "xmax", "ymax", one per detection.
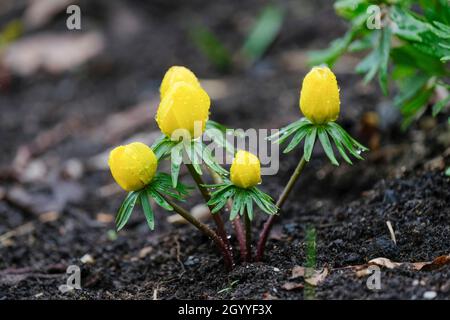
[
  {"xmin": 209, "ymin": 167, "xmax": 247, "ymax": 263},
  {"xmin": 244, "ymin": 212, "xmax": 252, "ymax": 262},
  {"xmin": 159, "ymin": 193, "xmax": 233, "ymax": 271},
  {"xmin": 232, "ymin": 215, "xmax": 248, "ymax": 262},
  {"xmin": 185, "ymin": 164, "xmax": 234, "ymax": 260},
  {"xmin": 256, "ymin": 155, "xmax": 307, "ymax": 261}
]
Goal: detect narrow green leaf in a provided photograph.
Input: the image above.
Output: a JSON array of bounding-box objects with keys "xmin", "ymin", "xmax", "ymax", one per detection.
[
  {"xmin": 241, "ymin": 5, "xmax": 284, "ymax": 63},
  {"xmin": 246, "ymin": 197, "xmax": 254, "ymax": 221},
  {"xmin": 186, "ymin": 142, "xmax": 202, "ymax": 175},
  {"xmin": 378, "ymin": 26, "xmax": 392, "ymax": 95},
  {"xmin": 170, "ymin": 143, "xmax": 184, "ymax": 188},
  {"xmin": 140, "ymin": 193, "xmax": 155, "ymax": 230},
  {"xmin": 432, "ymin": 94, "xmax": 450, "ymax": 116},
  {"xmin": 326, "ymin": 126, "xmax": 353, "ymax": 164},
  {"xmin": 283, "ymin": 126, "xmax": 310, "ymax": 153},
  {"xmin": 318, "ymin": 128, "xmax": 339, "ymax": 166},
  {"xmin": 304, "ymin": 127, "xmax": 317, "ymax": 162},
  {"xmin": 148, "ymin": 189, "xmax": 173, "ymax": 211},
  {"xmin": 190, "ymin": 25, "xmax": 232, "ymax": 72},
  {"xmin": 116, "ymin": 191, "xmax": 139, "ymax": 231}
]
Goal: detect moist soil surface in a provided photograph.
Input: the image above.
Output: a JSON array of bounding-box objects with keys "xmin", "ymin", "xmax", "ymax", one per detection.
[{"xmin": 0, "ymin": 0, "xmax": 449, "ymax": 300}]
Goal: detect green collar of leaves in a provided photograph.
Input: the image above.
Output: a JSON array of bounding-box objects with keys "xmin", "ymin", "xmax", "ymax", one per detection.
[
  {"xmin": 115, "ymin": 173, "xmax": 190, "ymax": 231},
  {"xmin": 269, "ymin": 117, "xmax": 368, "ymax": 166},
  {"xmin": 152, "ymin": 120, "xmax": 235, "ymax": 188},
  {"xmin": 205, "ymin": 180, "xmax": 278, "ymax": 221}
]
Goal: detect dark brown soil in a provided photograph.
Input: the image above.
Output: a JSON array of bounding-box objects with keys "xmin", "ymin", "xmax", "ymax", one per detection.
[{"xmin": 0, "ymin": 0, "xmax": 449, "ymax": 300}]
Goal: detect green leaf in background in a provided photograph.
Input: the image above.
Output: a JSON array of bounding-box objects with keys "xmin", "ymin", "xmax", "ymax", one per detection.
[
  {"xmin": 308, "ymin": 29, "xmax": 356, "ymax": 67},
  {"xmin": 394, "ymin": 72, "xmax": 428, "ymax": 107},
  {"xmin": 432, "ymin": 94, "xmax": 450, "ymax": 116},
  {"xmin": 190, "ymin": 25, "xmax": 232, "ymax": 72},
  {"xmin": 241, "ymin": 5, "xmax": 284, "ymax": 63},
  {"xmin": 378, "ymin": 26, "xmax": 392, "ymax": 95},
  {"xmin": 390, "ymin": 5, "xmax": 429, "ymax": 42},
  {"xmin": 446, "ymin": 167, "xmax": 450, "ymax": 176},
  {"xmin": 334, "ymin": 0, "xmax": 367, "ymax": 19}
]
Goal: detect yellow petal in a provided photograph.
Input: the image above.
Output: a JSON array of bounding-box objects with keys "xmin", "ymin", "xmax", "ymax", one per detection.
[
  {"xmin": 156, "ymin": 81, "xmax": 210, "ymax": 139},
  {"xmin": 230, "ymin": 150, "xmax": 261, "ymax": 189},
  {"xmin": 108, "ymin": 142, "xmax": 157, "ymax": 192},
  {"xmin": 160, "ymin": 66, "xmax": 201, "ymax": 100},
  {"xmin": 300, "ymin": 67, "xmax": 340, "ymax": 124}
]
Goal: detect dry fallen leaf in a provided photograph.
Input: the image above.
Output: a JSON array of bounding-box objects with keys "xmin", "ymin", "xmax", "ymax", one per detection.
[
  {"xmin": 138, "ymin": 246, "xmax": 153, "ymax": 259},
  {"xmin": 262, "ymin": 292, "xmax": 278, "ymax": 300},
  {"xmin": 413, "ymin": 255, "xmax": 450, "ymax": 271},
  {"xmin": 24, "ymin": 0, "xmax": 78, "ymax": 29},
  {"xmin": 39, "ymin": 211, "xmax": 59, "ymax": 223},
  {"xmin": 305, "ymin": 268, "xmax": 329, "ymax": 286},
  {"xmin": 3, "ymin": 32, "xmax": 104, "ymax": 76},
  {"xmin": 281, "ymin": 282, "xmax": 304, "ymax": 291},
  {"xmin": 96, "ymin": 213, "xmax": 114, "ymax": 224},
  {"xmin": 291, "ymin": 266, "xmax": 305, "ymax": 279},
  {"xmin": 368, "ymin": 257, "xmax": 402, "ymax": 269}
]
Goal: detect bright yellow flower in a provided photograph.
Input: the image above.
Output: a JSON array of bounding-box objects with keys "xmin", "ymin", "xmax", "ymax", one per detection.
[
  {"xmin": 300, "ymin": 67, "xmax": 340, "ymax": 124},
  {"xmin": 156, "ymin": 81, "xmax": 210, "ymax": 140},
  {"xmin": 230, "ymin": 150, "xmax": 261, "ymax": 189},
  {"xmin": 160, "ymin": 66, "xmax": 201, "ymax": 100},
  {"xmin": 108, "ymin": 142, "xmax": 157, "ymax": 192}
]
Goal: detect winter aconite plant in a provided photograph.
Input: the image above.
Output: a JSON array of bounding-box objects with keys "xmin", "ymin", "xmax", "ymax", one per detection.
[{"xmin": 108, "ymin": 65, "xmax": 367, "ymax": 270}]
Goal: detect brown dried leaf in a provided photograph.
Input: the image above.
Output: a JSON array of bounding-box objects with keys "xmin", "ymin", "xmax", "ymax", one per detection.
[
  {"xmin": 24, "ymin": 0, "xmax": 78, "ymax": 29},
  {"xmin": 138, "ymin": 246, "xmax": 153, "ymax": 259},
  {"xmin": 281, "ymin": 282, "xmax": 304, "ymax": 291},
  {"xmin": 305, "ymin": 268, "xmax": 329, "ymax": 286},
  {"xmin": 368, "ymin": 257, "xmax": 402, "ymax": 269},
  {"xmin": 290, "ymin": 266, "xmax": 305, "ymax": 279},
  {"xmin": 413, "ymin": 255, "xmax": 450, "ymax": 271},
  {"xmin": 4, "ymin": 32, "xmax": 104, "ymax": 76},
  {"xmin": 262, "ymin": 292, "xmax": 278, "ymax": 300},
  {"xmin": 96, "ymin": 213, "xmax": 114, "ymax": 224}
]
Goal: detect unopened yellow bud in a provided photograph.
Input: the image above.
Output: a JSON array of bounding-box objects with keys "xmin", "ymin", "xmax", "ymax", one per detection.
[
  {"xmin": 300, "ymin": 67, "xmax": 340, "ymax": 124},
  {"xmin": 160, "ymin": 66, "xmax": 201, "ymax": 100},
  {"xmin": 108, "ymin": 142, "xmax": 157, "ymax": 192},
  {"xmin": 230, "ymin": 150, "xmax": 261, "ymax": 189},
  {"xmin": 156, "ymin": 81, "xmax": 210, "ymax": 139}
]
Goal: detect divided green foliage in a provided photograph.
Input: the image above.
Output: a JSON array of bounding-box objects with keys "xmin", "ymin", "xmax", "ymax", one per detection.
[
  {"xmin": 269, "ymin": 118, "xmax": 368, "ymax": 166},
  {"xmin": 115, "ymin": 173, "xmax": 190, "ymax": 231},
  {"xmin": 241, "ymin": 5, "xmax": 284, "ymax": 63},
  {"xmin": 308, "ymin": 0, "xmax": 450, "ymax": 127},
  {"xmin": 206, "ymin": 181, "xmax": 278, "ymax": 221},
  {"xmin": 152, "ymin": 120, "xmax": 232, "ymax": 187}
]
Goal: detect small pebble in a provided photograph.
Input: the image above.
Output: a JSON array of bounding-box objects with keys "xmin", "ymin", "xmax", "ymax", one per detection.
[
  {"xmin": 80, "ymin": 254, "xmax": 95, "ymax": 264},
  {"xmin": 423, "ymin": 291, "xmax": 437, "ymax": 299},
  {"xmin": 273, "ymin": 267, "xmax": 280, "ymax": 272}
]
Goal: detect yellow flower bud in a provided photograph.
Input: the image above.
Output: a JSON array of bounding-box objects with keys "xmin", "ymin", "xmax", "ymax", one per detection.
[
  {"xmin": 230, "ymin": 150, "xmax": 261, "ymax": 189},
  {"xmin": 108, "ymin": 142, "xmax": 157, "ymax": 192},
  {"xmin": 160, "ymin": 66, "xmax": 201, "ymax": 100},
  {"xmin": 300, "ymin": 67, "xmax": 340, "ymax": 124},
  {"xmin": 156, "ymin": 81, "xmax": 210, "ymax": 139}
]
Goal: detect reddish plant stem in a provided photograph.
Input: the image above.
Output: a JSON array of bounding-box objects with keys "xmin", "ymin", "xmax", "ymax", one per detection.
[
  {"xmin": 232, "ymin": 216, "xmax": 248, "ymax": 262},
  {"xmin": 244, "ymin": 211, "xmax": 252, "ymax": 262},
  {"xmin": 160, "ymin": 193, "xmax": 233, "ymax": 271},
  {"xmin": 185, "ymin": 164, "xmax": 234, "ymax": 263},
  {"xmin": 255, "ymin": 156, "xmax": 307, "ymax": 261}
]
